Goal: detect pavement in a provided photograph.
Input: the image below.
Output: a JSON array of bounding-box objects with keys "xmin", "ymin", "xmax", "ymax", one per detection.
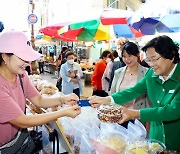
[{"xmin": 39, "ymin": 72, "xmax": 93, "ymax": 99}]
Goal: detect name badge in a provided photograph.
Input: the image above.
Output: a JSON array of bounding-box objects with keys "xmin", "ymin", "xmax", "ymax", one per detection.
[{"xmin": 169, "ymin": 90, "xmax": 175, "ymax": 93}]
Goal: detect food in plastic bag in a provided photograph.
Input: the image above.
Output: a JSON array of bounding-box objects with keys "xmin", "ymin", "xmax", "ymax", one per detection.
[
  {"xmin": 97, "ymin": 133, "xmax": 127, "ymax": 154},
  {"xmin": 59, "ymin": 117, "xmax": 75, "ymax": 146},
  {"xmin": 73, "ymin": 127, "xmax": 82, "ymax": 154},
  {"xmin": 79, "ymin": 135, "xmax": 96, "ymax": 154}
]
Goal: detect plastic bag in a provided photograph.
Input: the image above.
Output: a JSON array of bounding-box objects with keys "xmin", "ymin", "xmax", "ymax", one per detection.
[
  {"xmin": 134, "ymin": 119, "xmax": 147, "ymax": 139},
  {"xmin": 58, "ymin": 117, "xmax": 75, "ymax": 146},
  {"xmin": 127, "ymin": 120, "xmax": 147, "ymax": 141},
  {"xmin": 79, "ymin": 134, "xmax": 96, "ymax": 154},
  {"xmin": 73, "ymin": 127, "xmax": 83, "ymax": 154},
  {"xmin": 114, "ymin": 124, "xmax": 128, "ymax": 139},
  {"xmin": 100, "ymin": 122, "xmax": 118, "ymax": 134}
]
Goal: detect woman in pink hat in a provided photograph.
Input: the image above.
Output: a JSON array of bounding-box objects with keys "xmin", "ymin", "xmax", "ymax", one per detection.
[{"xmin": 0, "ymin": 30, "xmax": 81, "ymax": 152}]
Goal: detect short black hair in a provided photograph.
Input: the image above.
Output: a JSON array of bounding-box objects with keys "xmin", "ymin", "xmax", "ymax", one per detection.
[
  {"xmin": 65, "ymin": 51, "xmax": 74, "ymax": 59},
  {"xmin": 142, "ymin": 35, "xmax": 179, "ymax": 64},
  {"xmin": 62, "ymin": 46, "xmax": 68, "ymax": 52},
  {"xmin": 122, "ymin": 42, "xmax": 139, "ymax": 57}
]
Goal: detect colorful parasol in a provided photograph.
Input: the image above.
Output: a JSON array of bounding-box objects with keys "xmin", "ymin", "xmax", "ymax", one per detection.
[
  {"xmin": 39, "ymin": 22, "xmax": 77, "ymax": 41},
  {"xmin": 57, "ymin": 8, "xmax": 143, "ymax": 41},
  {"xmin": 128, "ymin": 0, "xmax": 180, "ymax": 35}
]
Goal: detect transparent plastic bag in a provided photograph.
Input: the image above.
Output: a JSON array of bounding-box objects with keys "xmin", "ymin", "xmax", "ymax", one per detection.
[
  {"xmin": 100, "ymin": 122, "xmax": 118, "ymax": 134},
  {"xmin": 114, "ymin": 124, "xmax": 128, "ymax": 139},
  {"xmin": 127, "ymin": 120, "xmax": 147, "ymax": 141},
  {"xmin": 79, "ymin": 134, "xmax": 96, "ymax": 154}
]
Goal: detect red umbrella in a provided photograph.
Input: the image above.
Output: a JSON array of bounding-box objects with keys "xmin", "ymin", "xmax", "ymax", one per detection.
[
  {"xmin": 39, "ymin": 22, "xmax": 77, "ymax": 41},
  {"xmin": 100, "ymin": 8, "xmax": 132, "ymax": 25}
]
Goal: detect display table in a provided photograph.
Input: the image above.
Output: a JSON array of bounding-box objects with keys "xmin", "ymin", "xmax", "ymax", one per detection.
[{"xmin": 44, "ymin": 63, "xmax": 56, "ymax": 74}]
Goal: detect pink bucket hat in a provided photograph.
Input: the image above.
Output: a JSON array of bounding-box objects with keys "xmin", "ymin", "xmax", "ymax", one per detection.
[{"xmin": 0, "ymin": 30, "xmax": 42, "ymax": 61}]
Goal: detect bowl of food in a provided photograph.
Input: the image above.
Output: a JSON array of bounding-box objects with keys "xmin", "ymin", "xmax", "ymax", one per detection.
[
  {"xmin": 127, "ymin": 139, "xmax": 149, "ymax": 154},
  {"xmin": 148, "ymin": 139, "xmax": 166, "ymax": 154},
  {"xmin": 97, "ymin": 132, "xmax": 127, "ymax": 153},
  {"xmin": 97, "ymin": 104, "xmax": 122, "ymax": 123}
]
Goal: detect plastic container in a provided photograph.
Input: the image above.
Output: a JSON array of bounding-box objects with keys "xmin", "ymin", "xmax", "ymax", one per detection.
[
  {"xmin": 97, "ymin": 104, "xmax": 122, "ymax": 123},
  {"xmin": 148, "ymin": 139, "xmax": 166, "ymax": 154},
  {"xmin": 127, "ymin": 139, "xmax": 149, "ymax": 154},
  {"xmin": 97, "ymin": 132, "xmax": 127, "ymax": 154}
]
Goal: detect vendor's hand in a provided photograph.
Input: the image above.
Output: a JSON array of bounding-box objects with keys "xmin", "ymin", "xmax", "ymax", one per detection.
[
  {"xmin": 60, "ymin": 93, "xmax": 79, "ymax": 106},
  {"xmin": 88, "ymin": 96, "xmax": 111, "ymax": 108},
  {"xmin": 118, "ymin": 106, "xmax": 140, "ymax": 124},
  {"xmin": 61, "ymin": 105, "xmax": 81, "ymax": 118}
]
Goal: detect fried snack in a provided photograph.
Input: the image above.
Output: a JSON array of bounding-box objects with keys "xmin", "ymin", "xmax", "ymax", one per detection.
[
  {"xmin": 36, "ymin": 80, "xmax": 49, "ymax": 91},
  {"xmin": 40, "ymin": 87, "xmax": 56, "ymax": 95},
  {"xmin": 42, "ymin": 82, "xmax": 58, "ymax": 91},
  {"xmin": 97, "ymin": 104, "xmax": 122, "ymax": 123}
]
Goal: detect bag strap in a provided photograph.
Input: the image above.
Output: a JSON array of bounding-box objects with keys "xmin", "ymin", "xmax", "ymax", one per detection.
[
  {"xmin": 18, "ymin": 75, "xmax": 24, "ymax": 94},
  {"xmin": 18, "ymin": 75, "xmax": 26, "ymax": 114}
]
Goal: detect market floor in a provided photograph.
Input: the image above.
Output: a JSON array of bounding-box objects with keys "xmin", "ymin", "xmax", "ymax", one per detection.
[{"xmin": 40, "ymin": 72, "xmax": 93, "ymax": 100}]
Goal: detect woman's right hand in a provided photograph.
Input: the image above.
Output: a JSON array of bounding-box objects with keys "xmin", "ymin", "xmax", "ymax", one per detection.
[
  {"xmin": 61, "ymin": 105, "xmax": 81, "ymax": 118},
  {"xmin": 88, "ymin": 95, "xmax": 111, "ymax": 108}
]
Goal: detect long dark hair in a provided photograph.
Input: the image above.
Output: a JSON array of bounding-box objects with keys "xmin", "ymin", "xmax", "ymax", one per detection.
[{"xmin": 121, "ymin": 42, "xmax": 140, "ymax": 63}]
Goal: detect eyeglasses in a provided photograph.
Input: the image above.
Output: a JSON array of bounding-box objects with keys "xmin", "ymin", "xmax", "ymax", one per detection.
[{"xmin": 144, "ymin": 56, "xmax": 162, "ymax": 64}]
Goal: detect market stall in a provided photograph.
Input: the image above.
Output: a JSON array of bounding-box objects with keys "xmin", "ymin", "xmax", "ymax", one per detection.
[{"xmin": 27, "ymin": 74, "xmax": 168, "ymax": 154}]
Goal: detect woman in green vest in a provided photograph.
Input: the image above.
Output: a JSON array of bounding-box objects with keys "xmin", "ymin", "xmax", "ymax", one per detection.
[{"xmin": 89, "ymin": 35, "xmax": 180, "ymax": 151}]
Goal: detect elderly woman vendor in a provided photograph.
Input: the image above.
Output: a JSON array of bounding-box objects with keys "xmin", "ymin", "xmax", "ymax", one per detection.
[{"xmin": 89, "ymin": 35, "xmax": 180, "ymax": 151}]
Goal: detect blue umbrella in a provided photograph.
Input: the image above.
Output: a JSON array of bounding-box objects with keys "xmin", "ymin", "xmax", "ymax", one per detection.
[
  {"xmin": 0, "ymin": 21, "xmax": 4, "ymax": 32},
  {"xmin": 128, "ymin": 0, "xmax": 180, "ymax": 35}
]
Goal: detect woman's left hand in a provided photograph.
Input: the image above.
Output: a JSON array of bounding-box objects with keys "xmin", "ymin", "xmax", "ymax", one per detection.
[{"xmin": 118, "ymin": 106, "xmax": 140, "ymax": 124}]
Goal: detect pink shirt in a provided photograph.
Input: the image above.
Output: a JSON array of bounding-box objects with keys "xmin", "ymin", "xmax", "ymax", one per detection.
[
  {"xmin": 0, "ymin": 73, "xmax": 39, "ymax": 146},
  {"xmin": 119, "ymin": 73, "xmax": 137, "ymax": 109}
]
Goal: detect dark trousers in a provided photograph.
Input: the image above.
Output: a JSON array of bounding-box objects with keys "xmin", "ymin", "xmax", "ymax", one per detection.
[
  {"xmin": 56, "ymin": 78, "xmax": 62, "ymax": 91},
  {"xmin": 73, "ymin": 88, "xmax": 80, "ymax": 98},
  {"xmin": 38, "ymin": 62, "xmax": 44, "ymax": 74}
]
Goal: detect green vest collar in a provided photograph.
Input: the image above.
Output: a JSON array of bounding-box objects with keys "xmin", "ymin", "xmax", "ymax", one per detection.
[{"xmin": 151, "ymin": 63, "xmax": 180, "ymax": 83}]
